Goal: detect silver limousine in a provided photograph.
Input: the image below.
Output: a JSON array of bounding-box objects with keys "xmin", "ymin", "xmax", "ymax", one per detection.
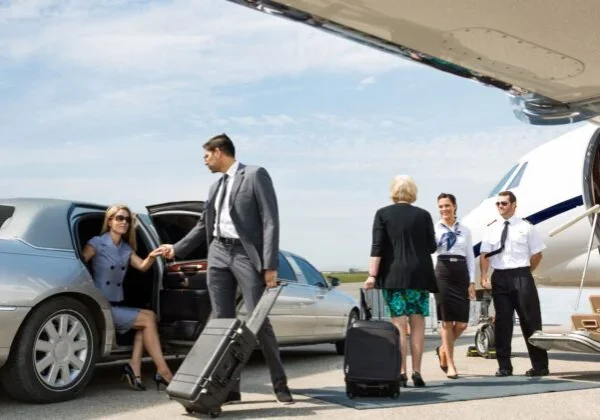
[{"xmin": 0, "ymin": 198, "xmax": 359, "ymax": 404}]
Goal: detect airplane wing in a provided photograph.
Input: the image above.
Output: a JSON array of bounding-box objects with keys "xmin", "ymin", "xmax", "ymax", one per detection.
[{"xmin": 222, "ymin": 0, "xmax": 600, "ymax": 126}]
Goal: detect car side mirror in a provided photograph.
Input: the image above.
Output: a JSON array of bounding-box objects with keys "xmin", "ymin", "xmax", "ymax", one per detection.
[{"xmin": 329, "ymin": 277, "xmax": 340, "ymax": 287}]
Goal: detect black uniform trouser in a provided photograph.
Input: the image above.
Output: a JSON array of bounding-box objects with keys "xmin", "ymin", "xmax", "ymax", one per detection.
[{"xmin": 491, "ymin": 267, "xmax": 549, "ymax": 371}]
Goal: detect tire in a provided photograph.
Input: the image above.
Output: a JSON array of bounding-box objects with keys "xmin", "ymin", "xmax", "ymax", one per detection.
[
  {"xmin": 0, "ymin": 296, "xmax": 99, "ymax": 403},
  {"xmin": 335, "ymin": 309, "xmax": 359, "ymax": 356},
  {"xmin": 475, "ymin": 323, "xmax": 495, "ymax": 357}
]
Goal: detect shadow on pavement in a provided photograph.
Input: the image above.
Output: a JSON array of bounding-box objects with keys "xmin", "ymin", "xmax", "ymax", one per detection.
[{"xmin": 0, "ymin": 345, "xmax": 344, "ymax": 420}]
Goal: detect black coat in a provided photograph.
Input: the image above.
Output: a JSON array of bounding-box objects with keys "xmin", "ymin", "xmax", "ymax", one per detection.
[{"xmin": 370, "ymin": 203, "xmax": 438, "ymax": 292}]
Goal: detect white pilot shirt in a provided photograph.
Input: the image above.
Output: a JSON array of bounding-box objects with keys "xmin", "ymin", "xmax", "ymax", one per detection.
[
  {"xmin": 480, "ymin": 215, "xmax": 546, "ymax": 270},
  {"xmin": 213, "ymin": 160, "xmax": 240, "ymax": 239},
  {"xmin": 435, "ymin": 220, "xmax": 476, "ymax": 283}
]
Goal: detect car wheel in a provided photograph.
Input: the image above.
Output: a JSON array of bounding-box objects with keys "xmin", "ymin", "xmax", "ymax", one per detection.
[
  {"xmin": 335, "ymin": 309, "xmax": 359, "ymax": 356},
  {"xmin": 0, "ymin": 296, "xmax": 98, "ymax": 403}
]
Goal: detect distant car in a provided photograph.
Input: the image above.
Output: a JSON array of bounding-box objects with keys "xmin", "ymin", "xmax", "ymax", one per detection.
[{"xmin": 0, "ymin": 198, "xmax": 359, "ymax": 404}]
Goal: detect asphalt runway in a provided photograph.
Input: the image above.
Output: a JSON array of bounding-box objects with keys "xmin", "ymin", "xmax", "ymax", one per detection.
[
  {"xmin": 2, "ymin": 282, "xmax": 600, "ymax": 419},
  {"xmin": 2, "ymin": 335, "xmax": 600, "ymax": 420}
]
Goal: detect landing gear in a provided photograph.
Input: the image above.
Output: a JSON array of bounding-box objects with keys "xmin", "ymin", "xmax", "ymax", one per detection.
[
  {"xmin": 468, "ymin": 290, "xmax": 497, "ymax": 358},
  {"xmin": 474, "ymin": 322, "xmax": 496, "ymax": 358}
]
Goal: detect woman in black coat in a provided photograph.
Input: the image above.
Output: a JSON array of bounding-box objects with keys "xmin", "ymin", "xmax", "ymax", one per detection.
[{"xmin": 364, "ymin": 175, "xmax": 437, "ymax": 388}]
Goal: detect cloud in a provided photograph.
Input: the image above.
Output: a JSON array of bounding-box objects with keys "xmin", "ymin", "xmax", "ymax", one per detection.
[
  {"xmin": 0, "ymin": 108, "xmax": 575, "ymax": 269},
  {"xmin": 0, "ymin": 0, "xmax": 582, "ymax": 271},
  {"xmin": 0, "ymin": 0, "xmax": 409, "ymax": 85},
  {"xmin": 357, "ymin": 76, "xmax": 376, "ymax": 90}
]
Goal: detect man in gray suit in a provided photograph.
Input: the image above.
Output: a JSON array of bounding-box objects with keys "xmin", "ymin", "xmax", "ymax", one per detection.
[{"xmin": 160, "ymin": 134, "xmax": 293, "ymax": 404}]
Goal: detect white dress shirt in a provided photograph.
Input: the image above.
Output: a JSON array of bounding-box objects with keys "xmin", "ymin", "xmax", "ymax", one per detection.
[
  {"xmin": 480, "ymin": 215, "xmax": 546, "ymax": 270},
  {"xmin": 213, "ymin": 160, "xmax": 240, "ymax": 239},
  {"xmin": 435, "ymin": 220, "xmax": 476, "ymax": 283}
]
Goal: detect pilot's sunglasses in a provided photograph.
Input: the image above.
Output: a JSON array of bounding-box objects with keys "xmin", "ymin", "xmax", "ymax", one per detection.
[
  {"xmin": 113, "ymin": 215, "xmax": 131, "ymax": 223},
  {"xmin": 495, "ymin": 201, "xmax": 510, "ymax": 207}
]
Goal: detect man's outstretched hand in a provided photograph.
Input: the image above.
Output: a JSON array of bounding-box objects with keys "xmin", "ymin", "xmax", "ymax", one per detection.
[
  {"xmin": 264, "ymin": 269, "xmax": 278, "ymax": 288},
  {"xmin": 159, "ymin": 244, "xmax": 175, "ymax": 259}
]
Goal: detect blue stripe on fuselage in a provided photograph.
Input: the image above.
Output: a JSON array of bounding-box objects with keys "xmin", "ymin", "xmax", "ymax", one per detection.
[{"xmin": 473, "ymin": 195, "xmax": 585, "ymax": 257}]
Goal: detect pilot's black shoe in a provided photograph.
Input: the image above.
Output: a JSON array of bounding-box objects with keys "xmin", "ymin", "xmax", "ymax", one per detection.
[
  {"xmin": 495, "ymin": 368, "xmax": 513, "ymax": 377},
  {"xmin": 525, "ymin": 368, "xmax": 549, "ymax": 377}
]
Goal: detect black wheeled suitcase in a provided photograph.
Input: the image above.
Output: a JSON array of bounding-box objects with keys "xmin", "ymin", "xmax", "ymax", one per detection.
[
  {"xmin": 343, "ymin": 288, "xmax": 401, "ymax": 399},
  {"xmin": 166, "ymin": 283, "xmax": 286, "ymax": 418}
]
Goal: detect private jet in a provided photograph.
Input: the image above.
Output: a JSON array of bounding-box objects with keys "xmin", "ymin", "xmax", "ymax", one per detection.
[
  {"xmin": 460, "ymin": 122, "xmax": 600, "ymax": 355},
  {"xmin": 223, "ymin": 0, "xmax": 600, "ymax": 126},
  {"xmin": 225, "ymin": 0, "xmax": 600, "ymax": 355}
]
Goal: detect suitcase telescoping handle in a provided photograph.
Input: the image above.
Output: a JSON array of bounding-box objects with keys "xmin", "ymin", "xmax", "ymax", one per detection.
[
  {"xmin": 247, "ymin": 281, "xmax": 287, "ymax": 335},
  {"xmin": 360, "ymin": 288, "xmax": 386, "ymax": 321}
]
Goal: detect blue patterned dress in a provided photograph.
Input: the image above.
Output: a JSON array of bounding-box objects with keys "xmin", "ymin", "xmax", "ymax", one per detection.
[{"xmin": 88, "ymin": 232, "xmax": 140, "ymax": 334}]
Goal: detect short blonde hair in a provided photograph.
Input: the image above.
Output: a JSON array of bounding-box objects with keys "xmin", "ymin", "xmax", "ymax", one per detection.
[{"xmin": 390, "ymin": 175, "xmax": 417, "ymax": 203}]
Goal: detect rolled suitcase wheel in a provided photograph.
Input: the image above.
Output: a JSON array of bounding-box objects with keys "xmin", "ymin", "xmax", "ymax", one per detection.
[
  {"xmin": 185, "ymin": 408, "xmax": 194, "ymax": 414},
  {"xmin": 209, "ymin": 410, "xmax": 221, "ymax": 418},
  {"xmin": 391, "ymin": 391, "xmax": 400, "ymax": 399},
  {"xmin": 346, "ymin": 392, "xmax": 355, "ymax": 399}
]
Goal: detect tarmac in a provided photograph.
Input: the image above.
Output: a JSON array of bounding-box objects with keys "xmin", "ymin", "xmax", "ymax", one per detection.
[{"xmin": 1, "ymin": 282, "xmax": 600, "ymax": 419}]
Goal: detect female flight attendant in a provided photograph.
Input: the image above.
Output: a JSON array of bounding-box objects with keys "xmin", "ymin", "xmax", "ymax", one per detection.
[
  {"xmin": 82, "ymin": 204, "xmax": 173, "ymax": 391},
  {"xmin": 434, "ymin": 193, "xmax": 476, "ymax": 379}
]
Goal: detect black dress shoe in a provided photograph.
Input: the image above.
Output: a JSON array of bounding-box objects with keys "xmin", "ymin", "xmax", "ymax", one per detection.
[
  {"xmin": 526, "ymin": 368, "xmax": 549, "ymax": 377},
  {"xmin": 223, "ymin": 391, "xmax": 241, "ymax": 405},
  {"xmin": 495, "ymin": 369, "xmax": 513, "ymax": 377},
  {"xmin": 274, "ymin": 385, "xmax": 294, "ymax": 404}
]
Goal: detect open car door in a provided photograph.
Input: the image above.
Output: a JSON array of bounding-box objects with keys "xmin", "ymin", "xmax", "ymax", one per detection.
[{"xmin": 146, "ymin": 201, "xmax": 210, "ymax": 344}]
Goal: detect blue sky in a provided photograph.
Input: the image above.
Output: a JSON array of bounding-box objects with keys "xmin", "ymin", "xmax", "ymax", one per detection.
[{"xmin": 0, "ymin": 0, "xmax": 577, "ymax": 270}]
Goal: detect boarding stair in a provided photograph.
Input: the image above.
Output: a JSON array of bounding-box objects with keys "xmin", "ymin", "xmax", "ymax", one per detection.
[{"xmin": 528, "ymin": 205, "xmax": 600, "ymax": 354}]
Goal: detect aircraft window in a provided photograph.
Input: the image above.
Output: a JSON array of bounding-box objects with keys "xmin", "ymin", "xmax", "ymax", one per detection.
[
  {"xmin": 487, "ymin": 164, "xmax": 519, "ymax": 198},
  {"xmin": 507, "ymin": 162, "xmax": 528, "ymax": 190}
]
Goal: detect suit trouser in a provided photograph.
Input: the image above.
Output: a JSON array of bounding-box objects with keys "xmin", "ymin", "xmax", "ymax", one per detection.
[
  {"xmin": 491, "ymin": 267, "xmax": 549, "ymax": 371},
  {"xmin": 207, "ymin": 240, "xmax": 287, "ymax": 392}
]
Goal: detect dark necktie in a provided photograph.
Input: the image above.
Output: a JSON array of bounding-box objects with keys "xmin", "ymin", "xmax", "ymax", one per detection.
[
  {"xmin": 485, "ymin": 220, "xmax": 509, "ymax": 258},
  {"xmin": 215, "ymin": 174, "xmax": 229, "ymax": 239}
]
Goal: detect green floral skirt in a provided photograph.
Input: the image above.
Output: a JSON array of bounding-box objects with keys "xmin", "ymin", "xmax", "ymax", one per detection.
[{"xmin": 382, "ymin": 289, "xmax": 430, "ymax": 317}]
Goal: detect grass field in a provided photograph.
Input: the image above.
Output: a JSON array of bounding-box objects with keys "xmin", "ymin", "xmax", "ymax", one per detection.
[{"xmin": 324, "ymin": 272, "xmax": 368, "ymax": 283}]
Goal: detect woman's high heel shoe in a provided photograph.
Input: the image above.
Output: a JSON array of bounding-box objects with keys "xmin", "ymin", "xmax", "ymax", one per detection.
[
  {"xmin": 399, "ymin": 373, "xmax": 408, "ymax": 388},
  {"xmin": 121, "ymin": 364, "xmax": 146, "ymax": 391},
  {"xmin": 154, "ymin": 373, "xmax": 170, "ymax": 391},
  {"xmin": 412, "ymin": 372, "xmax": 426, "ymax": 387},
  {"xmin": 435, "ymin": 346, "xmax": 448, "ymax": 373}
]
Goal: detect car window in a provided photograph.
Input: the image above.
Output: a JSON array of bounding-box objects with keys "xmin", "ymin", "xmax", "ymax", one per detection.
[
  {"xmin": 284, "ymin": 255, "xmax": 308, "ymax": 284},
  {"xmin": 487, "ymin": 163, "xmax": 519, "ymax": 198},
  {"xmin": 277, "ymin": 253, "xmax": 297, "ymax": 282},
  {"xmin": 291, "ymin": 256, "xmax": 328, "ymax": 288},
  {"xmin": 507, "ymin": 162, "xmax": 528, "ymax": 190},
  {"xmin": 0, "ymin": 205, "xmax": 15, "ymax": 231}
]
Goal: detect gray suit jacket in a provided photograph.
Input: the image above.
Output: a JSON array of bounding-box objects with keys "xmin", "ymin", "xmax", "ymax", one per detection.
[{"xmin": 173, "ymin": 162, "xmax": 280, "ymax": 272}]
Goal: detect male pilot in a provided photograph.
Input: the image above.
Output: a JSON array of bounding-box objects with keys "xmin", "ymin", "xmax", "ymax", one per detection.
[
  {"xmin": 480, "ymin": 190, "xmax": 549, "ymax": 377},
  {"xmin": 160, "ymin": 134, "xmax": 293, "ymax": 404}
]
